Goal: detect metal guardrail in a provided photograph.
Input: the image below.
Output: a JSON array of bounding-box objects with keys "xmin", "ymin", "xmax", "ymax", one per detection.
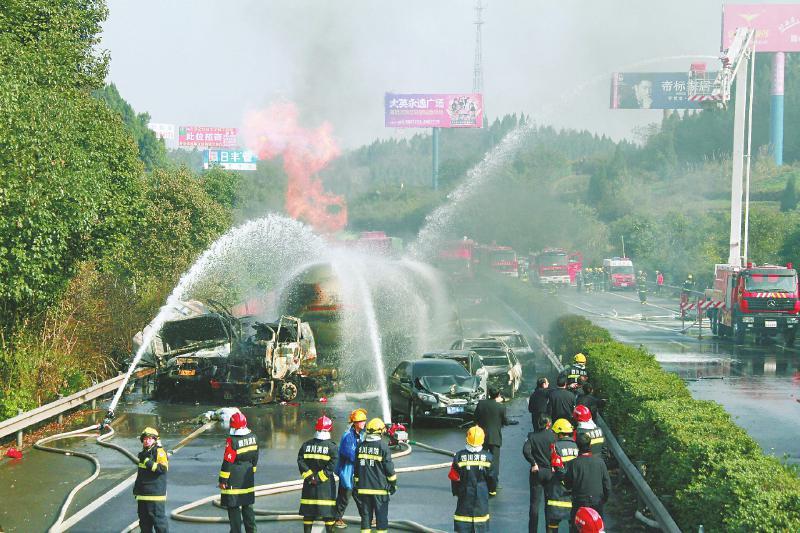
[
  {"xmin": 0, "ymin": 368, "xmax": 154, "ymax": 445},
  {"xmin": 531, "ymin": 335, "xmax": 682, "ymax": 533}
]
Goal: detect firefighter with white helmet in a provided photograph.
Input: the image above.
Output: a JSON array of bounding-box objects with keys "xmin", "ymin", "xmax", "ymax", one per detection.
[
  {"xmin": 298, "ymin": 415, "xmax": 339, "ymax": 533},
  {"xmin": 355, "ymin": 418, "xmax": 396, "ymax": 532},
  {"xmin": 449, "ymin": 426, "xmax": 495, "ymax": 532}
]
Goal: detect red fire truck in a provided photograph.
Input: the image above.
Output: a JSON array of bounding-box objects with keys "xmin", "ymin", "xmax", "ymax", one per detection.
[
  {"xmin": 477, "ymin": 244, "xmax": 519, "ymax": 278},
  {"xmin": 530, "ymin": 248, "xmax": 583, "ymax": 286},
  {"xmin": 706, "ymin": 263, "xmax": 800, "ymax": 345},
  {"xmin": 435, "ymin": 239, "xmax": 476, "ymax": 279}
]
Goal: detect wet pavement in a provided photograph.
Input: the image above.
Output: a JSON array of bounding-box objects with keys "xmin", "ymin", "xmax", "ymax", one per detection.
[{"xmin": 557, "ymin": 288, "xmax": 800, "ymax": 464}]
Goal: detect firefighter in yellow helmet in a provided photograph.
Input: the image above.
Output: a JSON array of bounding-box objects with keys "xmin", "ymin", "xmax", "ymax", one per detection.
[
  {"xmin": 333, "ymin": 408, "xmax": 368, "ymax": 528},
  {"xmin": 545, "ymin": 419, "xmax": 579, "ymax": 530},
  {"xmin": 354, "ymin": 418, "xmax": 396, "ymax": 533},
  {"xmin": 448, "ymin": 426, "xmax": 495, "ymax": 532},
  {"xmin": 559, "ymin": 353, "xmax": 588, "ymax": 393},
  {"xmin": 133, "ymin": 427, "xmax": 169, "ymax": 533}
]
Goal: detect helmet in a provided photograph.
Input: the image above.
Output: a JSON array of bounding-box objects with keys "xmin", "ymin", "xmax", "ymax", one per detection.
[
  {"xmin": 575, "ymin": 506, "xmax": 605, "ymax": 533},
  {"xmin": 552, "ymin": 418, "xmax": 574, "ymax": 434},
  {"xmin": 140, "ymin": 427, "xmax": 159, "ymax": 441},
  {"xmin": 230, "ymin": 412, "xmax": 248, "ymax": 429},
  {"xmin": 688, "ymin": 274, "xmax": 693, "ymax": 279},
  {"xmin": 366, "ymin": 418, "xmax": 386, "ymax": 434},
  {"xmin": 349, "ymin": 408, "xmax": 368, "ymax": 423},
  {"xmin": 466, "ymin": 426, "xmax": 485, "ymax": 447},
  {"xmin": 574, "ymin": 353, "xmax": 587, "ymax": 364},
  {"xmin": 573, "ymin": 404, "xmax": 592, "ymax": 423},
  {"xmin": 315, "ymin": 415, "xmax": 333, "ymax": 432}
]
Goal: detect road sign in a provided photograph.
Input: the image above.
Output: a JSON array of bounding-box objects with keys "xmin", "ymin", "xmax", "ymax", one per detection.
[{"xmin": 203, "ymin": 149, "xmax": 258, "ymax": 171}]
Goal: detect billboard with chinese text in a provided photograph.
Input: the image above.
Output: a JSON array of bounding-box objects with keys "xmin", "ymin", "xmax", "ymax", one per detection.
[
  {"xmin": 203, "ymin": 149, "xmax": 258, "ymax": 171},
  {"xmin": 723, "ymin": 4, "xmax": 800, "ymax": 53},
  {"xmin": 610, "ymin": 72, "xmax": 717, "ymax": 110},
  {"xmin": 179, "ymin": 126, "xmax": 238, "ymax": 148},
  {"xmin": 385, "ymin": 93, "xmax": 483, "ymax": 128}
]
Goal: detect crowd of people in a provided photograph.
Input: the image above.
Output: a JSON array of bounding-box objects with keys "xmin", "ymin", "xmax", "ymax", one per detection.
[{"xmin": 132, "ymin": 352, "xmax": 608, "ymax": 533}]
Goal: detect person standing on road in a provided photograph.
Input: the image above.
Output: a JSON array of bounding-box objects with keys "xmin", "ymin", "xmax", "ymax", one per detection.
[
  {"xmin": 575, "ymin": 383, "xmax": 602, "ymax": 422},
  {"xmin": 298, "ymin": 416, "xmax": 339, "ymax": 533},
  {"xmin": 355, "ymin": 418, "xmax": 397, "ymax": 533},
  {"xmin": 134, "ymin": 427, "xmax": 169, "ymax": 533},
  {"xmin": 449, "ymin": 426, "xmax": 495, "ymax": 532},
  {"xmin": 475, "ymin": 386, "xmax": 519, "ymax": 496},
  {"xmin": 549, "ymin": 376, "xmax": 577, "ymax": 423},
  {"xmin": 219, "ymin": 412, "xmax": 259, "ymax": 533},
  {"xmin": 656, "ymin": 270, "xmax": 664, "ymax": 296},
  {"xmin": 564, "ymin": 433, "xmax": 612, "ymax": 530},
  {"xmin": 561, "ymin": 354, "xmax": 588, "ymax": 393},
  {"xmin": 528, "ymin": 377, "xmax": 551, "ymax": 429},
  {"xmin": 573, "ymin": 405, "xmax": 606, "ymax": 460},
  {"xmin": 522, "ymin": 415, "xmax": 556, "ymax": 533},
  {"xmin": 333, "ymin": 408, "xmax": 367, "ymax": 529},
  {"xmin": 546, "ymin": 419, "xmax": 579, "ymax": 531}
]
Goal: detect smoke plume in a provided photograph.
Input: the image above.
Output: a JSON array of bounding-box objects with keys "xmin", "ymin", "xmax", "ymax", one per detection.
[{"xmin": 242, "ymin": 102, "xmax": 347, "ymax": 233}]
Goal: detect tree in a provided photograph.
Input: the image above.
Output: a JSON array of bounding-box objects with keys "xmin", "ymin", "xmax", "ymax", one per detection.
[{"xmin": 780, "ymin": 175, "xmax": 798, "ymax": 212}]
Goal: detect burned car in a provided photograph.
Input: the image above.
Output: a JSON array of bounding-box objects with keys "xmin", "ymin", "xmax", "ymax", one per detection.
[
  {"xmin": 472, "ymin": 346, "xmax": 522, "ymax": 399},
  {"xmin": 422, "ymin": 350, "xmax": 488, "ymax": 398},
  {"xmin": 216, "ymin": 315, "xmax": 325, "ymax": 404},
  {"xmin": 389, "ymin": 359, "xmax": 483, "ymax": 426},
  {"xmin": 480, "ymin": 330, "xmax": 534, "ymax": 360}
]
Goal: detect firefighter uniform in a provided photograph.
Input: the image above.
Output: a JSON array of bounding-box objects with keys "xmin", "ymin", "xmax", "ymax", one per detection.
[
  {"xmin": 219, "ymin": 429, "xmax": 259, "ymax": 533},
  {"xmin": 450, "ymin": 447, "xmax": 495, "ymax": 532},
  {"xmin": 297, "ymin": 435, "xmax": 339, "ymax": 529},
  {"xmin": 355, "ymin": 419, "xmax": 397, "ymax": 533},
  {"xmin": 545, "ymin": 431, "xmax": 579, "ymax": 530},
  {"xmin": 562, "ymin": 364, "xmax": 588, "ymax": 390},
  {"xmin": 576, "ymin": 423, "xmax": 606, "ymax": 459},
  {"xmin": 134, "ymin": 429, "xmax": 169, "ymax": 533}
]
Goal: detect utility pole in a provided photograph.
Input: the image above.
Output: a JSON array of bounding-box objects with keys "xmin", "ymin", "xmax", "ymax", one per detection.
[{"xmin": 472, "ymin": 0, "xmax": 485, "ymax": 96}]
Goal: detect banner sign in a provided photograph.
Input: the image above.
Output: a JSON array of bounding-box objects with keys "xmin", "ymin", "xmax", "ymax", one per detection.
[
  {"xmin": 610, "ymin": 72, "xmax": 718, "ymax": 110},
  {"xmin": 179, "ymin": 126, "xmax": 238, "ymax": 148},
  {"xmin": 723, "ymin": 4, "xmax": 800, "ymax": 53},
  {"xmin": 385, "ymin": 93, "xmax": 483, "ymax": 128},
  {"xmin": 203, "ymin": 149, "xmax": 258, "ymax": 171},
  {"xmin": 148, "ymin": 123, "xmax": 176, "ymax": 140}
]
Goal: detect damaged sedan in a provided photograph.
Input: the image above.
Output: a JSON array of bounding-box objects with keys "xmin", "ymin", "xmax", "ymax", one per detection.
[{"xmin": 389, "ymin": 359, "xmax": 483, "ymax": 427}]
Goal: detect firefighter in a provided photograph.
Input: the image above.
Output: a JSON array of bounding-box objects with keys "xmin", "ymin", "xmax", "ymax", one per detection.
[
  {"xmin": 656, "ymin": 270, "xmax": 664, "ymax": 296},
  {"xmin": 561, "ymin": 353, "xmax": 588, "ymax": 392},
  {"xmin": 683, "ymin": 274, "xmax": 695, "ymax": 295},
  {"xmin": 637, "ymin": 271, "xmax": 647, "ymax": 305},
  {"xmin": 334, "ymin": 408, "xmax": 367, "ymax": 528},
  {"xmin": 573, "ymin": 405, "xmax": 606, "ymax": 459},
  {"xmin": 298, "ymin": 416, "xmax": 339, "ymax": 533},
  {"xmin": 545, "ymin": 419, "xmax": 579, "ymax": 531},
  {"xmin": 564, "ymin": 433, "xmax": 611, "ymax": 530},
  {"xmin": 576, "ymin": 269, "xmax": 583, "ymax": 292},
  {"xmin": 576, "ymin": 383, "xmax": 602, "ymax": 422},
  {"xmin": 219, "ymin": 412, "xmax": 259, "ymax": 533},
  {"xmin": 134, "ymin": 427, "xmax": 169, "ymax": 533},
  {"xmin": 355, "ymin": 418, "xmax": 397, "ymax": 533},
  {"xmin": 522, "ymin": 415, "xmax": 556, "ymax": 533},
  {"xmin": 574, "ymin": 507, "xmax": 605, "ymax": 533},
  {"xmin": 449, "ymin": 426, "xmax": 495, "ymax": 532}
]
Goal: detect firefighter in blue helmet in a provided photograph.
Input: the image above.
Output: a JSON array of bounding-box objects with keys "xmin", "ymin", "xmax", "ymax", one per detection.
[
  {"xmin": 219, "ymin": 412, "xmax": 259, "ymax": 533},
  {"xmin": 449, "ymin": 426, "xmax": 495, "ymax": 532},
  {"xmin": 298, "ymin": 416, "xmax": 339, "ymax": 533},
  {"xmin": 134, "ymin": 427, "xmax": 169, "ymax": 533}
]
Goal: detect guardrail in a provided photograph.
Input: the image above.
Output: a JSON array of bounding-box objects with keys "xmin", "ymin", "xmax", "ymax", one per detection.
[
  {"xmin": 531, "ymin": 334, "xmax": 681, "ymax": 533},
  {"xmin": 0, "ymin": 368, "xmax": 154, "ymax": 446}
]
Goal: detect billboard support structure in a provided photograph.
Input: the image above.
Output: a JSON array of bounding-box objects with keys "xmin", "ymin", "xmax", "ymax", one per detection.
[
  {"xmin": 771, "ymin": 52, "xmax": 785, "ymax": 165},
  {"xmin": 432, "ymin": 127, "xmax": 440, "ymax": 190}
]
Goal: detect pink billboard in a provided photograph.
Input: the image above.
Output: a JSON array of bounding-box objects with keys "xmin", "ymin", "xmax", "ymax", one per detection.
[
  {"xmin": 385, "ymin": 93, "xmax": 483, "ymax": 128},
  {"xmin": 723, "ymin": 4, "xmax": 800, "ymax": 52},
  {"xmin": 178, "ymin": 126, "xmax": 238, "ymax": 148}
]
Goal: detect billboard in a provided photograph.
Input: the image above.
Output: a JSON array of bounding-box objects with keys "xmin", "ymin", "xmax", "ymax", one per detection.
[
  {"xmin": 723, "ymin": 4, "xmax": 800, "ymax": 52},
  {"xmin": 148, "ymin": 123, "xmax": 176, "ymax": 140},
  {"xmin": 179, "ymin": 126, "xmax": 238, "ymax": 148},
  {"xmin": 203, "ymin": 149, "xmax": 258, "ymax": 171},
  {"xmin": 385, "ymin": 93, "xmax": 483, "ymax": 128},
  {"xmin": 610, "ymin": 72, "xmax": 718, "ymax": 110}
]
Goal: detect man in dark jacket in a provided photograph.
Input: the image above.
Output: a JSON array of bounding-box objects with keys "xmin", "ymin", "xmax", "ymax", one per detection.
[
  {"xmin": 219, "ymin": 412, "xmax": 259, "ymax": 533},
  {"xmin": 298, "ymin": 415, "xmax": 339, "ymax": 533},
  {"xmin": 575, "ymin": 383, "xmax": 602, "ymax": 422},
  {"xmin": 475, "ymin": 386, "xmax": 519, "ymax": 496},
  {"xmin": 549, "ymin": 376, "xmax": 577, "ymax": 423},
  {"xmin": 522, "ymin": 415, "xmax": 556, "ymax": 533},
  {"xmin": 134, "ymin": 427, "xmax": 169, "ymax": 533},
  {"xmin": 449, "ymin": 426, "xmax": 495, "ymax": 532},
  {"xmin": 355, "ymin": 418, "xmax": 397, "ymax": 532},
  {"xmin": 528, "ymin": 377, "xmax": 550, "ymax": 429},
  {"xmin": 564, "ymin": 433, "xmax": 611, "ymax": 530}
]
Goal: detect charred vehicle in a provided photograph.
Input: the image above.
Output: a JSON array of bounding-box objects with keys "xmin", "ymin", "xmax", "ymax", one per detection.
[
  {"xmin": 451, "ymin": 338, "xmax": 522, "ymax": 398},
  {"xmin": 389, "ymin": 359, "xmax": 483, "ymax": 426},
  {"xmin": 480, "ymin": 330, "xmax": 534, "ymax": 359},
  {"xmin": 216, "ymin": 315, "xmax": 327, "ymax": 403},
  {"xmin": 422, "ymin": 350, "xmax": 489, "ymax": 398}
]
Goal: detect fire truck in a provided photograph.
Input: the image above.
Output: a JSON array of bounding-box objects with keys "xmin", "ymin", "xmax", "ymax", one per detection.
[
  {"xmin": 706, "ymin": 263, "xmax": 800, "ymax": 345},
  {"xmin": 477, "ymin": 244, "xmax": 519, "ymax": 278},
  {"xmin": 603, "ymin": 257, "xmax": 636, "ymax": 290},
  {"xmin": 435, "ymin": 239, "xmax": 476, "ymax": 279},
  {"xmin": 530, "ymin": 248, "xmax": 582, "ymax": 286}
]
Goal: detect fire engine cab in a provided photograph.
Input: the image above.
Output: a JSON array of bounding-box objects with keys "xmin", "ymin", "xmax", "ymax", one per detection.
[{"xmin": 706, "ymin": 263, "xmax": 800, "ymax": 345}]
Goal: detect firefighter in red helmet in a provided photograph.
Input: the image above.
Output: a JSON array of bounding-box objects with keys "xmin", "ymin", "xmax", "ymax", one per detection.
[
  {"xmin": 219, "ymin": 412, "xmax": 259, "ymax": 533},
  {"xmin": 574, "ymin": 506, "xmax": 605, "ymax": 533},
  {"xmin": 298, "ymin": 415, "xmax": 339, "ymax": 533}
]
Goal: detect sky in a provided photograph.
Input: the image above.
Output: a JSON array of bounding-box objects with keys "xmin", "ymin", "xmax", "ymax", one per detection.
[{"xmin": 101, "ymin": 0, "xmax": 768, "ymax": 149}]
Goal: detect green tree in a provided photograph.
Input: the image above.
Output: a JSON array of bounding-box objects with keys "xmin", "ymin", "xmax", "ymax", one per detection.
[{"xmin": 780, "ymin": 174, "xmax": 798, "ymax": 212}]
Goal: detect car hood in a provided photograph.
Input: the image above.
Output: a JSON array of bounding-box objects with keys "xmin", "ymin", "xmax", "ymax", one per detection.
[
  {"xmin": 484, "ymin": 365, "xmax": 511, "ymax": 376},
  {"xmin": 419, "ymin": 375, "xmax": 480, "ymax": 394}
]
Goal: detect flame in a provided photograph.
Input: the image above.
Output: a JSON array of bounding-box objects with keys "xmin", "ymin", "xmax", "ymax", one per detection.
[{"xmin": 242, "ymin": 102, "xmax": 347, "ymax": 233}]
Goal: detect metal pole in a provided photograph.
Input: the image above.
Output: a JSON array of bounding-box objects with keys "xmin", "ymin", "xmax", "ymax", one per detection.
[
  {"xmin": 728, "ymin": 55, "xmax": 748, "ymax": 268},
  {"xmin": 744, "ymin": 45, "xmax": 756, "ymax": 264},
  {"xmin": 621, "ymin": 235, "xmax": 625, "ymax": 257},
  {"xmin": 432, "ymin": 127, "xmax": 440, "ymax": 190},
  {"xmin": 16, "ymin": 408, "xmax": 23, "ymax": 447},
  {"xmin": 771, "ymin": 52, "xmax": 785, "ymax": 166}
]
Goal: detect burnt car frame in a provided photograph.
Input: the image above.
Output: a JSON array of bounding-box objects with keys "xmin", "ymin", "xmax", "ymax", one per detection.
[{"xmin": 421, "ymin": 350, "xmax": 489, "ymax": 398}]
